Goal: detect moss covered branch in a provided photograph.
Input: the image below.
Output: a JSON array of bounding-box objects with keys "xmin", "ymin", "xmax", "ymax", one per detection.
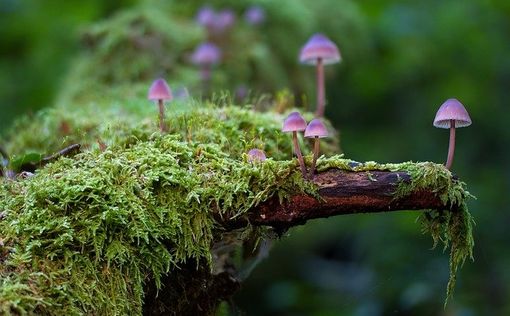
[
  {"xmin": 0, "ymin": 103, "xmax": 474, "ymax": 315},
  {"xmin": 241, "ymin": 169, "xmax": 460, "ymax": 229},
  {"xmin": 0, "ymin": 3, "xmax": 474, "ymax": 313}
]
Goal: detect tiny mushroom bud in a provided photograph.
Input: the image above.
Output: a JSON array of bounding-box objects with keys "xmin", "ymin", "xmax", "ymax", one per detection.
[
  {"xmin": 433, "ymin": 98, "xmax": 472, "ymax": 170},
  {"xmin": 304, "ymin": 118, "xmax": 329, "ymax": 178},
  {"xmin": 174, "ymin": 86, "xmax": 190, "ymax": 100},
  {"xmin": 282, "ymin": 112, "xmax": 308, "ymax": 177},
  {"xmin": 299, "ymin": 33, "xmax": 341, "ymax": 118},
  {"xmin": 247, "ymin": 149, "xmax": 266, "ymax": 163},
  {"xmin": 148, "ymin": 78, "xmax": 173, "ymax": 132}
]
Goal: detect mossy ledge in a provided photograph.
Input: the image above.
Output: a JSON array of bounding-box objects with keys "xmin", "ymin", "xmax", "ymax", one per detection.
[{"xmin": 0, "ymin": 104, "xmax": 473, "ymax": 315}]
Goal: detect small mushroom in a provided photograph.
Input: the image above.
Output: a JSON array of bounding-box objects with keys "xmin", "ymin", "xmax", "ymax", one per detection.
[
  {"xmin": 304, "ymin": 118, "xmax": 329, "ymax": 178},
  {"xmin": 247, "ymin": 149, "xmax": 266, "ymax": 163},
  {"xmin": 191, "ymin": 42, "xmax": 221, "ymax": 95},
  {"xmin": 196, "ymin": 6, "xmax": 216, "ymax": 30},
  {"xmin": 299, "ymin": 34, "xmax": 341, "ymax": 118},
  {"xmin": 433, "ymin": 98, "xmax": 472, "ymax": 170},
  {"xmin": 244, "ymin": 6, "xmax": 266, "ymax": 26},
  {"xmin": 213, "ymin": 9, "xmax": 236, "ymax": 34},
  {"xmin": 148, "ymin": 78, "xmax": 173, "ymax": 132},
  {"xmin": 282, "ymin": 112, "xmax": 308, "ymax": 177}
]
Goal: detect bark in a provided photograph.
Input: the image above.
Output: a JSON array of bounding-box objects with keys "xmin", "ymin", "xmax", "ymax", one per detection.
[{"xmin": 227, "ymin": 169, "xmax": 458, "ymax": 230}]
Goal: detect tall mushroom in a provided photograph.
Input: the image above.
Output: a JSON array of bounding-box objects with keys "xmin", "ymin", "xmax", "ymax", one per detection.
[
  {"xmin": 148, "ymin": 78, "xmax": 173, "ymax": 132},
  {"xmin": 304, "ymin": 118, "xmax": 329, "ymax": 178},
  {"xmin": 433, "ymin": 98, "xmax": 472, "ymax": 170},
  {"xmin": 282, "ymin": 112, "xmax": 308, "ymax": 177},
  {"xmin": 299, "ymin": 33, "xmax": 341, "ymax": 118},
  {"xmin": 191, "ymin": 42, "xmax": 221, "ymax": 95}
]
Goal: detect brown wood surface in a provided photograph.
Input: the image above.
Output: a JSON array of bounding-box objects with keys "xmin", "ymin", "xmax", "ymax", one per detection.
[{"xmin": 238, "ymin": 169, "xmax": 456, "ymax": 229}]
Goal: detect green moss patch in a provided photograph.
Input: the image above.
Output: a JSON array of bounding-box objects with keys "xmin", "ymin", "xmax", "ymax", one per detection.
[
  {"xmin": 0, "ymin": 129, "xmax": 314, "ymax": 314},
  {"xmin": 1, "ymin": 117, "xmax": 474, "ymax": 314}
]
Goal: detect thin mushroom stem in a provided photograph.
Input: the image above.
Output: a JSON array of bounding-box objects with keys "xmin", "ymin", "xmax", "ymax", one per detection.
[
  {"xmin": 201, "ymin": 65, "xmax": 211, "ymax": 97},
  {"xmin": 158, "ymin": 99, "xmax": 167, "ymax": 132},
  {"xmin": 309, "ymin": 137, "xmax": 320, "ymax": 178},
  {"xmin": 315, "ymin": 57, "xmax": 325, "ymax": 117},
  {"xmin": 446, "ymin": 119, "xmax": 456, "ymax": 169},
  {"xmin": 292, "ymin": 131, "xmax": 307, "ymax": 177}
]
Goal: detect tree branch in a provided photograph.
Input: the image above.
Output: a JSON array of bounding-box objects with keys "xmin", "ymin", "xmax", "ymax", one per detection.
[{"xmin": 233, "ymin": 169, "xmax": 459, "ymax": 230}]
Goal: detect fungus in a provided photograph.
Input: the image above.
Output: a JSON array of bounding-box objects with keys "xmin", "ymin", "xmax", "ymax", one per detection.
[
  {"xmin": 247, "ymin": 149, "xmax": 266, "ymax": 163},
  {"xmin": 304, "ymin": 118, "xmax": 329, "ymax": 177},
  {"xmin": 244, "ymin": 6, "xmax": 266, "ymax": 26},
  {"xmin": 213, "ymin": 9, "xmax": 236, "ymax": 34},
  {"xmin": 196, "ymin": 6, "xmax": 216, "ymax": 31},
  {"xmin": 191, "ymin": 42, "xmax": 221, "ymax": 95},
  {"xmin": 299, "ymin": 33, "xmax": 341, "ymax": 118},
  {"xmin": 433, "ymin": 98, "xmax": 472, "ymax": 170},
  {"xmin": 148, "ymin": 78, "xmax": 173, "ymax": 132},
  {"xmin": 282, "ymin": 111, "xmax": 307, "ymax": 177}
]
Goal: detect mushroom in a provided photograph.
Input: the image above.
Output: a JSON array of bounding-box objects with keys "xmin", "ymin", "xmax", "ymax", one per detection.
[
  {"xmin": 191, "ymin": 42, "xmax": 221, "ymax": 95},
  {"xmin": 282, "ymin": 112, "xmax": 308, "ymax": 177},
  {"xmin": 196, "ymin": 5, "xmax": 216, "ymax": 30},
  {"xmin": 244, "ymin": 6, "xmax": 266, "ymax": 26},
  {"xmin": 433, "ymin": 98, "xmax": 472, "ymax": 170},
  {"xmin": 304, "ymin": 118, "xmax": 329, "ymax": 178},
  {"xmin": 299, "ymin": 33, "xmax": 341, "ymax": 118},
  {"xmin": 148, "ymin": 78, "xmax": 173, "ymax": 132},
  {"xmin": 247, "ymin": 149, "xmax": 266, "ymax": 163},
  {"xmin": 213, "ymin": 9, "xmax": 236, "ymax": 34}
]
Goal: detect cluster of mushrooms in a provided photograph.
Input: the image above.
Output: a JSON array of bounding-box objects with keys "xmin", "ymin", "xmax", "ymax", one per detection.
[
  {"xmin": 148, "ymin": 29, "xmax": 472, "ymax": 181},
  {"xmin": 191, "ymin": 5, "xmax": 266, "ymax": 94}
]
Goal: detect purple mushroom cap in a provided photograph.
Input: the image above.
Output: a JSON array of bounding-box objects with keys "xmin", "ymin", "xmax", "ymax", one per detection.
[
  {"xmin": 213, "ymin": 9, "xmax": 236, "ymax": 33},
  {"xmin": 191, "ymin": 42, "xmax": 221, "ymax": 66},
  {"xmin": 282, "ymin": 111, "xmax": 307, "ymax": 132},
  {"xmin": 433, "ymin": 98, "xmax": 472, "ymax": 129},
  {"xmin": 244, "ymin": 6, "xmax": 266, "ymax": 25},
  {"xmin": 196, "ymin": 6, "xmax": 216, "ymax": 28},
  {"xmin": 304, "ymin": 119, "xmax": 329, "ymax": 138},
  {"xmin": 247, "ymin": 148, "xmax": 267, "ymax": 162},
  {"xmin": 148, "ymin": 78, "xmax": 173, "ymax": 101},
  {"xmin": 299, "ymin": 33, "xmax": 341, "ymax": 65}
]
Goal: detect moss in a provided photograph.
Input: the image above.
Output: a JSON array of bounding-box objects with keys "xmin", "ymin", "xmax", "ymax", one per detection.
[
  {"xmin": 1, "ymin": 130, "xmax": 473, "ymax": 314},
  {"xmin": 0, "ymin": 123, "xmax": 316, "ymax": 314}
]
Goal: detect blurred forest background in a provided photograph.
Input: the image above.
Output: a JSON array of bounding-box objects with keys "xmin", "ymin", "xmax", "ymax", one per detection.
[{"xmin": 1, "ymin": 0, "xmax": 509, "ymax": 315}]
